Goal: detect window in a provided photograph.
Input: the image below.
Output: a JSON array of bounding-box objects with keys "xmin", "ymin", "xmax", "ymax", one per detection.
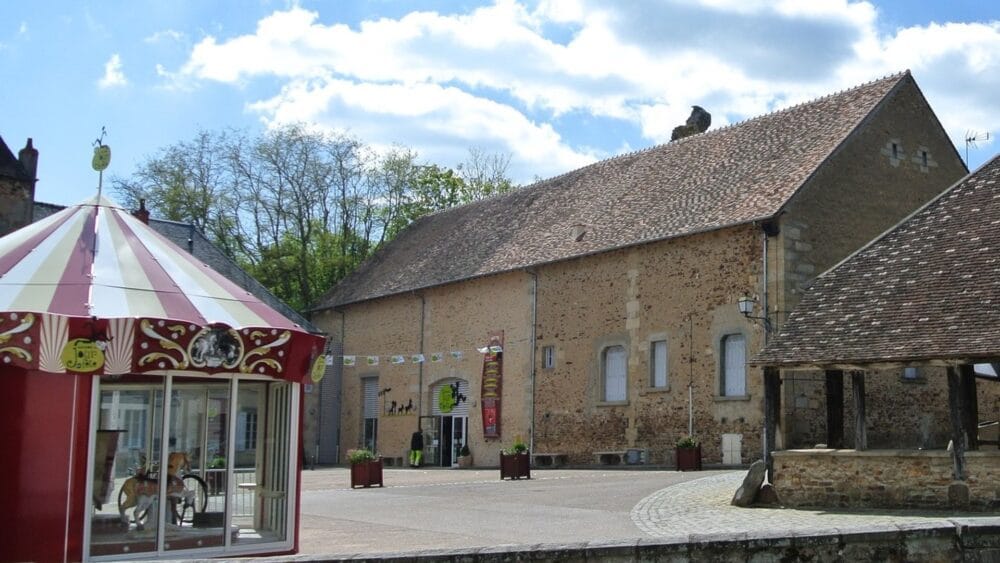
[
  {"xmin": 720, "ymin": 334, "xmax": 746, "ymax": 397},
  {"xmin": 362, "ymin": 377, "xmax": 379, "ymax": 451},
  {"xmin": 602, "ymin": 345, "xmax": 627, "ymax": 402},
  {"xmin": 542, "ymin": 345, "xmax": 555, "ymax": 369},
  {"xmin": 921, "ymin": 151, "xmax": 928, "ymax": 168},
  {"xmin": 892, "ymin": 142, "xmax": 899, "ymax": 159},
  {"xmin": 650, "ymin": 339, "xmax": 668, "ymax": 388},
  {"xmin": 902, "ymin": 366, "xmax": 924, "ymax": 382},
  {"xmin": 238, "ymin": 409, "xmax": 258, "ymax": 450}
]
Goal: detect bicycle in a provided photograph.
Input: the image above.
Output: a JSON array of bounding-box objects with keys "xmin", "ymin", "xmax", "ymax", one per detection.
[{"xmin": 117, "ymin": 452, "xmax": 209, "ymax": 529}]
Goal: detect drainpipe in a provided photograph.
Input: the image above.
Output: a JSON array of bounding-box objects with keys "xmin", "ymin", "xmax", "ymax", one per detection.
[
  {"xmin": 417, "ymin": 293, "xmax": 426, "ymax": 428},
  {"xmin": 335, "ymin": 307, "xmax": 347, "ymax": 465},
  {"xmin": 527, "ymin": 270, "xmax": 538, "ymax": 453},
  {"xmin": 762, "ymin": 231, "xmax": 769, "ymax": 344}
]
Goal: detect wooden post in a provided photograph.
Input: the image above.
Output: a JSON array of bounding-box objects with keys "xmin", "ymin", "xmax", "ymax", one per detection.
[
  {"xmin": 960, "ymin": 364, "xmax": 979, "ymax": 451},
  {"xmin": 851, "ymin": 371, "xmax": 867, "ymax": 451},
  {"xmin": 763, "ymin": 366, "xmax": 781, "ymax": 482},
  {"xmin": 825, "ymin": 370, "xmax": 844, "ymax": 449},
  {"xmin": 947, "ymin": 366, "xmax": 967, "ymax": 481}
]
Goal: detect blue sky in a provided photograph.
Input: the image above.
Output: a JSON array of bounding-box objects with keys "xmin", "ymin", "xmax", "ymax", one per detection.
[{"xmin": 2, "ymin": 1, "xmax": 998, "ymax": 207}]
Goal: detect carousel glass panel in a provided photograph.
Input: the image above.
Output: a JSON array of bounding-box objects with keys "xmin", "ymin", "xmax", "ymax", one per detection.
[
  {"xmin": 89, "ymin": 375, "xmax": 295, "ymax": 558},
  {"xmin": 230, "ymin": 380, "xmax": 293, "ymax": 546}
]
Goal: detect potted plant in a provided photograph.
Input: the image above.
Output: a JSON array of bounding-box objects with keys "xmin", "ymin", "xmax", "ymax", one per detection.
[
  {"xmin": 499, "ymin": 437, "xmax": 530, "ymax": 480},
  {"xmin": 675, "ymin": 435, "xmax": 702, "ymax": 471},
  {"xmin": 349, "ymin": 448, "xmax": 384, "ymax": 488},
  {"xmin": 206, "ymin": 453, "xmax": 226, "ymax": 494},
  {"xmin": 457, "ymin": 444, "xmax": 473, "ymax": 468}
]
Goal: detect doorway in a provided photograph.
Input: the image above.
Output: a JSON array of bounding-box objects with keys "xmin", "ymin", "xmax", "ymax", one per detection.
[{"xmin": 440, "ymin": 415, "xmax": 468, "ymax": 467}]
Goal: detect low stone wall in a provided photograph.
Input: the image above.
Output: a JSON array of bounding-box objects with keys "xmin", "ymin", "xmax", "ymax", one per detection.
[
  {"xmin": 239, "ymin": 520, "xmax": 1000, "ymax": 562},
  {"xmin": 773, "ymin": 449, "xmax": 1000, "ymax": 510}
]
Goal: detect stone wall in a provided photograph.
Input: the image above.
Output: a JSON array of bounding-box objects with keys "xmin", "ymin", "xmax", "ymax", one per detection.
[
  {"xmin": 313, "ymin": 272, "xmax": 534, "ymax": 467},
  {"xmin": 773, "ymin": 449, "xmax": 1000, "ymax": 510},
  {"xmin": 533, "ymin": 224, "xmax": 765, "ymax": 465},
  {"xmin": 776, "ymin": 78, "xmax": 967, "ymax": 326}
]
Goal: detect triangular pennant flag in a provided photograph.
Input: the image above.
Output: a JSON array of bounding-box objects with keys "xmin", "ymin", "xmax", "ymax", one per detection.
[
  {"xmin": 366, "ymin": 356, "xmax": 379, "ymax": 366},
  {"xmin": 391, "ymin": 355, "xmax": 406, "ymax": 365},
  {"xmin": 489, "ymin": 345, "xmax": 503, "ymax": 353},
  {"xmin": 411, "ymin": 354, "xmax": 426, "ymax": 363},
  {"xmin": 430, "ymin": 352, "xmax": 443, "ymax": 363},
  {"xmin": 477, "ymin": 346, "xmax": 489, "ymax": 354},
  {"xmin": 343, "ymin": 355, "xmax": 356, "ymax": 367},
  {"xmin": 326, "ymin": 355, "xmax": 335, "ymax": 366},
  {"xmin": 450, "ymin": 350, "xmax": 463, "ymax": 360}
]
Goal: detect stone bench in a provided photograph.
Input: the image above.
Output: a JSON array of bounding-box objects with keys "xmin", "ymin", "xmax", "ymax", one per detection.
[
  {"xmin": 594, "ymin": 451, "xmax": 627, "ymax": 465},
  {"xmin": 531, "ymin": 453, "xmax": 568, "ymax": 467}
]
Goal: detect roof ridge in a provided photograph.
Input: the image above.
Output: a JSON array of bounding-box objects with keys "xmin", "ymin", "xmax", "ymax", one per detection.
[{"xmin": 418, "ymin": 71, "xmax": 910, "ymax": 219}]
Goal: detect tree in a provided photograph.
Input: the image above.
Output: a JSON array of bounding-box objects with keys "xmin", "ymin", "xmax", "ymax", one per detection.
[{"xmin": 112, "ymin": 126, "xmax": 517, "ymax": 312}]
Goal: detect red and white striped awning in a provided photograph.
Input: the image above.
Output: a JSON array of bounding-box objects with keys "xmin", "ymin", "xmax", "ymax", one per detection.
[{"xmin": 0, "ymin": 196, "xmax": 325, "ymax": 381}]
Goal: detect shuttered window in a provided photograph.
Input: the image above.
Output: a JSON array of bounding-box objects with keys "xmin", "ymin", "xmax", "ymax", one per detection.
[
  {"xmin": 650, "ymin": 340, "xmax": 668, "ymax": 388},
  {"xmin": 603, "ymin": 345, "xmax": 627, "ymax": 402},
  {"xmin": 721, "ymin": 334, "xmax": 746, "ymax": 396},
  {"xmin": 362, "ymin": 378, "xmax": 379, "ymax": 418}
]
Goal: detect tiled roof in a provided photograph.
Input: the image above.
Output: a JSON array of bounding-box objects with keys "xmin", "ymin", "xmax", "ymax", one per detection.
[
  {"xmin": 315, "ymin": 72, "xmax": 911, "ymax": 309},
  {"xmin": 0, "ymin": 135, "xmax": 31, "ymax": 181},
  {"xmin": 755, "ymin": 154, "xmax": 1000, "ymax": 368}
]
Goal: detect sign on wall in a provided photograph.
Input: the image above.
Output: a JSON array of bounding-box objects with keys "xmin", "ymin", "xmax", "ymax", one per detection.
[{"xmin": 480, "ymin": 331, "xmax": 503, "ymax": 439}]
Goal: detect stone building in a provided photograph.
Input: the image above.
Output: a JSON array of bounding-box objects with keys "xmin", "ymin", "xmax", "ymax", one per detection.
[
  {"xmin": 313, "ymin": 71, "xmax": 968, "ymax": 468},
  {"xmin": 0, "ymin": 136, "xmax": 37, "ymax": 236}
]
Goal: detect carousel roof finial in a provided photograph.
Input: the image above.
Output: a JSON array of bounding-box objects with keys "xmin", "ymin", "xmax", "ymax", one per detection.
[{"xmin": 91, "ymin": 126, "xmax": 111, "ymax": 201}]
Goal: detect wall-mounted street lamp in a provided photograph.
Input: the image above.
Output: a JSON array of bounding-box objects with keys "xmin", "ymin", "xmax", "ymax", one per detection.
[{"xmin": 738, "ymin": 294, "xmax": 772, "ymax": 334}]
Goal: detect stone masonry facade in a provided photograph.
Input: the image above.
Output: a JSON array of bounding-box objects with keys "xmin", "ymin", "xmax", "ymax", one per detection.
[{"xmin": 314, "ymin": 76, "xmax": 971, "ymax": 469}]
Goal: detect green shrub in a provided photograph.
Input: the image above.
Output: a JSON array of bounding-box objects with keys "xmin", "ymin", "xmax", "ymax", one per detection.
[
  {"xmin": 676, "ymin": 435, "xmax": 700, "ymax": 448},
  {"xmin": 348, "ymin": 448, "xmax": 377, "ymax": 465}
]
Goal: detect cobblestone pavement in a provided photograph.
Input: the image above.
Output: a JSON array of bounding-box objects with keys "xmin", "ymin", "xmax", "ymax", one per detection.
[{"xmin": 632, "ymin": 471, "xmax": 1000, "ymax": 539}]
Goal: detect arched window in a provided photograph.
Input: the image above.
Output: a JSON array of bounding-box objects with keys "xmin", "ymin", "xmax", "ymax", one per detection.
[
  {"xmin": 720, "ymin": 334, "xmax": 746, "ymax": 396},
  {"xmin": 602, "ymin": 345, "xmax": 627, "ymax": 402}
]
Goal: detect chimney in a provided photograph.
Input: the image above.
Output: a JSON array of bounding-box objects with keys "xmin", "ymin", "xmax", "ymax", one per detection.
[
  {"xmin": 18, "ymin": 138, "xmax": 38, "ymax": 182},
  {"xmin": 133, "ymin": 198, "xmax": 150, "ymax": 224}
]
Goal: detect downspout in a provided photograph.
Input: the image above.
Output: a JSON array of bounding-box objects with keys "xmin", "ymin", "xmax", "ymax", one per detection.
[
  {"xmin": 527, "ymin": 270, "xmax": 538, "ymax": 453},
  {"xmin": 417, "ymin": 293, "xmax": 426, "ymax": 426},
  {"xmin": 335, "ymin": 308, "xmax": 347, "ymax": 465},
  {"xmin": 762, "ymin": 230, "xmax": 769, "ymax": 344}
]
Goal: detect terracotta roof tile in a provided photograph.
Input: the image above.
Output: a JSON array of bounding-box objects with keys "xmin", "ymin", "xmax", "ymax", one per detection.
[
  {"xmin": 315, "ymin": 72, "xmax": 910, "ymax": 309},
  {"xmin": 755, "ymin": 154, "xmax": 1000, "ymax": 367}
]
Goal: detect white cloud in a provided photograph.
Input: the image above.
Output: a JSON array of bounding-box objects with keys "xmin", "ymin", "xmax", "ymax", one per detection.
[
  {"xmin": 166, "ymin": 2, "xmax": 1000, "ymax": 180},
  {"xmin": 98, "ymin": 53, "xmax": 127, "ymax": 89},
  {"xmin": 145, "ymin": 29, "xmax": 185, "ymax": 43}
]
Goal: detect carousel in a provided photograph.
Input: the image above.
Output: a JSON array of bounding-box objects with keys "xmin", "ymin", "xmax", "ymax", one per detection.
[{"xmin": 0, "ymin": 193, "xmax": 326, "ymax": 561}]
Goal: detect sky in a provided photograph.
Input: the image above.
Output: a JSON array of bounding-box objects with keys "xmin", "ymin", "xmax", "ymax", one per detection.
[{"xmin": 1, "ymin": 0, "xmax": 998, "ymax": 207}]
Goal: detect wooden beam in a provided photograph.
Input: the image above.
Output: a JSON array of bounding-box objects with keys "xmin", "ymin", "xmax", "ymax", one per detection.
[
  {"xmin": 825, "ymin": 370, "xmax": 844, "ymax": 449},
  {"xmin": 851, "ymin": 371, "xmax": 867, "ymax": 451},
  {"xmin": 763, "ymin": 366, "xmax": 781, "ymax": 481},
  {"xmin": 960, "ymin": 364, "xmax": 979, "ymax": 451},
  {"xmin": 947, "ymin": 366, "xmax": 967, "ymax": 481}
]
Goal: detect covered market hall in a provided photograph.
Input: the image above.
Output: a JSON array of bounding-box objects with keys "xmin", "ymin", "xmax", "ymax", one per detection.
[
  {"xmin": 0, "ymin": 196, "xmax": 326, "ymax": 561},
  {"xmin": 754, "ymin": 155, "xmax": 1000, "ymax": 510}
]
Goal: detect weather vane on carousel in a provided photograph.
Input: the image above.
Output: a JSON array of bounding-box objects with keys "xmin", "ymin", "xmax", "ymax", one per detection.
[{"xmin": 92, "ymin": 126, "xmax": 111, "ymax": 199}]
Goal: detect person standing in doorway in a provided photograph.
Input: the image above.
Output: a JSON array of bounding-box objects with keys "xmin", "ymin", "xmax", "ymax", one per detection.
[{"xmin": 409, "ymin": 430, "xmax": 424, "ymax": 467}]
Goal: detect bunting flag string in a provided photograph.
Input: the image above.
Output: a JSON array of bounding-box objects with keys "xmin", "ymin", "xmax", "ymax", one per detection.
[{"xmin": 332, "ymin": 338, "xmax": 518, "ymax": 368}]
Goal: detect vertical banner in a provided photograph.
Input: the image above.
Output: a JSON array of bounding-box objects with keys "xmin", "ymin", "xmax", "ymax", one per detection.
[{"xmin": 481, "ymin": 331, "xmax": 504, "ymax": 439}]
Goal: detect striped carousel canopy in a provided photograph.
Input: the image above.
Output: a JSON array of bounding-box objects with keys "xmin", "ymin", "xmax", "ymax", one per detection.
[{"xmin": 0, "ymin": 196, "xmax": 325, "ymax": 381}]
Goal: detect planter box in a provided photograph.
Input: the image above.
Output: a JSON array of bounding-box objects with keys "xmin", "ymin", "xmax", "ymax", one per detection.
[
  {"xmin": 350, "ymin": 458, "xmax": 384, "ymax": 488},
  {"xmin": 500, "ymin": 452, "xmax": 531, "ymax": 480},
  {"xmin": 676, "ymin": 445, "xmax": 702, "ymax": 471},
  {"xmin": 457, "ymin": 455, "xmax": 474, "ymax": 468}
]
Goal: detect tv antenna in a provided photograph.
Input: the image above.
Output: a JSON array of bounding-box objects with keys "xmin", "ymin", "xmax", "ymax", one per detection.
[{"xmin": 965, "ymin": 130, "xmax": 990, "ymax": 166}]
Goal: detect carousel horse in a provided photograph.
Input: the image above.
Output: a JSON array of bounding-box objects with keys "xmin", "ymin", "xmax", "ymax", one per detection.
[{"xmin": 118, "ymin": 452, "xmax": 194, "ymax": 529}]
